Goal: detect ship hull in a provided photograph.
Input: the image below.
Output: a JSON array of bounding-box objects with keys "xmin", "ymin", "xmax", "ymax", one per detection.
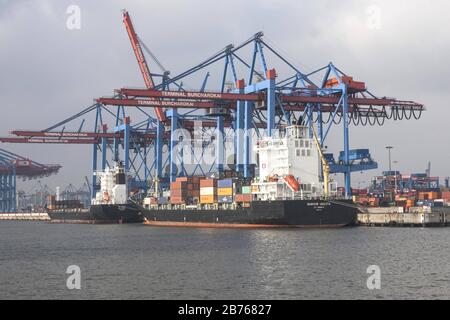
[
  {"xmin": 142, "ymin": 199, "xmax": 358, "ymax": 229},
  {"xmin": 47, "ymin": 204, "xmax": 144, "ymax": 224}
]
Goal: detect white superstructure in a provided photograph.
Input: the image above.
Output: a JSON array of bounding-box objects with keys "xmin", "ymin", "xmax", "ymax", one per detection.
[
  {"xmin": 252, "ymin": 125, "xmax": 325, "ymax": 201},
  {"xmin": 92, "ymin": 162, "xmax": 129, "ymax": 205}
]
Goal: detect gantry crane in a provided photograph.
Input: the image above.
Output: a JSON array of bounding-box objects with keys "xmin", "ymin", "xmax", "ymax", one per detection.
[{"xmin": 122, "ymin": 10, "xmax": 166, "ymax": 123}]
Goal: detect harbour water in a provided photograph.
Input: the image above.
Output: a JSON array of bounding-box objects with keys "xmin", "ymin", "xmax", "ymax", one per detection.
[{"xmin": 1, "ymin": 221, "xmax": 450, "ymax": 300}]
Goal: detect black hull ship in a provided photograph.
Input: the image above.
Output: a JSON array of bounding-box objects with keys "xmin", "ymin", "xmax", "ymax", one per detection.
[
  {"xmin": 47, "ymin": 204, "xmax": 144, "ymax": 224},
  {"xmin": 47, "ymin": 162, "xmax": 143, "ymax": 224},
  {"xmin": 141, "ymin": 199, "xmax": 357, "ymax": 228}
]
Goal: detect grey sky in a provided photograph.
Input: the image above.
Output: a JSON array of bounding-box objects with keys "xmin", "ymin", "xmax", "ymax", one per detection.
[{"xmin": 1, "ymin": 0, "xmax": 449, "ymax": 191}]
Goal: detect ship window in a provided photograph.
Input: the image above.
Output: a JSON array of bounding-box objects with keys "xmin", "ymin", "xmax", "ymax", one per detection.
[
  {"xmin": 300, "ymin": 140, "xmax": 304, "ymax": 148},
  {"xmin": 307, "ymin": 149, "xmax": 311, "ymax": 157},
  {"xmin": 296, "ymin": 149, "xmax": 301, "ymax": 157},
  {"xmin": 301, "ymin": 149, "xmax": 306, "ymax": 157},
  {"xmin": 305, "ymin": 141, "xmax": 310, "ymax": 148},
  {"xmin": 295, "ymin": 140, "xmax": 299, "ymax": 148}
]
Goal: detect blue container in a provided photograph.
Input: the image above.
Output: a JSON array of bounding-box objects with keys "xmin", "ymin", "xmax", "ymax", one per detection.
[
  {"xmin": 218, "ymin": 195, "xmax": 233, "ymax": 203},
  {"xmin": 217, "ymin": 179, "xmax": 233, "ymax": 188}
]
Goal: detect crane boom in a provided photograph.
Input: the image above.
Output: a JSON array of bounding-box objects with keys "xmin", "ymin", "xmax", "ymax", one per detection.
[
  {"xmin": 122, "ymin": 10, "xmax": 166, "ymax": 122},
  {"xmin": 311, "ymin": 125, "xmax": 330, "ymax": 199}
]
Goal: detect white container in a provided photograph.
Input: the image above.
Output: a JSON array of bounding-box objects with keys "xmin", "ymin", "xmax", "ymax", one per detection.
[{"xmin": 200, "ymin": 187, "xmax": 215, "ymax": 196}]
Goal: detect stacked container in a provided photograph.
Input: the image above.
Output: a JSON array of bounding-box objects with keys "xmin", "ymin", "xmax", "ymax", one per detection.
[
  {"xmin": 170, "ymin": 180, "xmax": 187, "ymax": 204},
  {"xmin": 200, "ymin": 179, "xmax": 217, "ymax": 204},
  {"xmin": 47, "ymin": 195, "xmax": 56, "ymax": 210},
  {"xmin": 217, "ymin": 179, "xmax": 233, "ymax": 203},
  {"xmin": 418, "ymin": 191, "xmax": 442, "ymax": 201},
  {"xmin": 235, "ymin": 184, "xmax": 252, "ymax": 206},
  {"xmin": 170, "ymin": 177, "xmax": 202, "ymax": 204}
]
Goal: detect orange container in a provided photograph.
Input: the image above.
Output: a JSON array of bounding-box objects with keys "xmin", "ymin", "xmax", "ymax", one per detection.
[
  {"xmin": 191, "ymin": 190, "xmax": 200, "ymax": 197},
  {"xmin": 428, "ymin": 192, "xmax": 441, "ymax": 200},
  {"xmin": 170, "ymin": 189, "xmax": 187, "ymax": 197},
  {"xmin": 217, "ymin": 188, "xmax": 233, "ymax": 196},
  {"xmin": 236, "ymin": 194, "xmax": 252, "ymax": 203},
  {"xmin": 200, "ymin": 179, "xmax": 216, "ymax": 188},
  {"xmin": 200, "ymin": 195, "xmax": 216, "ymax": 204},
  {"xmin": 170, "ymin": 181, "xmax": 186, "ymax": 190},
  {"xmin": 406, "ymin": 200, "xmax": 415, "ymax": 207}
]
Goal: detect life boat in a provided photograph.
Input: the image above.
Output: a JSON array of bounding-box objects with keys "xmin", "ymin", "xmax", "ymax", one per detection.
[
  {"xmin": 284, "ymin": 175, "xmax": 300, "ymax": 192},
  {"xmin": 103, "ymin": 191, "xmax": 111, "ymax": 202}
]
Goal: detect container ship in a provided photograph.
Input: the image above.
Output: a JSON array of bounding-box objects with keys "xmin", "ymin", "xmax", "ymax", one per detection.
[
  {"xmin": 139, "ymin": 125, "xmax": 358, "ymax": 228},
  {"xmin": 47, "ymin": 162, "xmax": 144, "ymax": 224}
]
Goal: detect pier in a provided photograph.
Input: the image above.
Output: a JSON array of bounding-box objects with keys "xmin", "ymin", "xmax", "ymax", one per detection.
[
  {"xmin": 357, "ymin": 207, "xmax": 449, "ymax": 227},
  {"xmin": 0, "ymin": 213, "xmax": 49, "ymax": 221}
]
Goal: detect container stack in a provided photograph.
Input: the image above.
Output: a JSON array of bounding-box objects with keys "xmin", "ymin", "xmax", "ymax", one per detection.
[
  {"xmin": 217, "ymin": 179, "xmax": 233, "ymax": 203},
  {"xmin": 442, "ymin": 191, "xmax": 450, "ymax": 203},
  {"xmin": 170, "ymin": 177, "xmax": 202, "ymax": 204},
  {"xmin": 235, "ymin": 185, "xmax": 252, "ymax": 207},
  {"xmin": 200, "ymin": 179, "xmax": 217, "ymax": 204},
  {"xmin": 418, "ymin": 191, "xmax": 442, "ymax": 201},
  {"xmin": 170, "ymin": 180, "xmax": 187, "ymax": 204},
  {"xmin": 47, "ymin": 195, "xmax": 56, "ymax": 210}
]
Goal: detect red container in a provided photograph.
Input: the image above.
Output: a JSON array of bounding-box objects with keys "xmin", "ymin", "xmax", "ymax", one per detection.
[
  {"xmin": 192, "ymin": 176, "xmax": 202, "ymax": 184},
  {"xmin": 236, "ymin": 194, "xmax": 252, "ymax": 203},
  {"xmin": 191, "ymin": 190, "xmax": 200, "ymax": 197},
  {"xmin": 442, "ymin": 191, "xmax": 450, "ymax": 201},
  {"xmin": 171, "ymin": 189, "xmax": 187, "ymax": 197},
  {"xmin": 170, "ymin": 181, "xmax": 186, "ymax": 190}
]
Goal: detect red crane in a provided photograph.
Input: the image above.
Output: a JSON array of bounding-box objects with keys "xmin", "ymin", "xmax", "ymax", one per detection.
[{"xmin": 122, "ymin": 10, "xmax": 167, "ymax": 123}]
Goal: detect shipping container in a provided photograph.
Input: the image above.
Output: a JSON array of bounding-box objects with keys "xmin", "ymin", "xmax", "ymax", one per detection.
[
  {"xmin": 192, "ymin": 176, "xmax": 202, "ymax": 184},
  {"xmin": 200, "ymin": 187, "xmax": 216, "ymax": 196},
  {"xmin": 218, "ymin": 195, "xmax": 233, "ymax": 203},
  {"xmin": 170, "ymin": 181, "xmax": 186, "ymax": 190},
  {"xmin": 218, "ymin": 179, "xmax": 233, "ymax": 188},
  {"xmin": 170, "ymin": 189, "xmax": 187, "ymax": 197},
  {"xmin": 236, "ymin": 194, "xmax": 252, "ymax": 203},
  {"xmin": 241, "ymin": 186, "xmax": 251, "ymax": 194},
  {"xmin": 190, "ymin": 190, "xmax": 200, "ymax": 197},
  {"xmin": 441, "ymin": 191, "xmax": 450, "ymax": 201},
  {"xmin": 217, "ymin": 187, "xmax": 233, "ymax": 196},
  {"xmin": 200, "ymin": 195, "xmax": 216, "ymax": 204},
  {"xmin": 200, "ymin": 179, "xmax": 217, "ymax": 188}
]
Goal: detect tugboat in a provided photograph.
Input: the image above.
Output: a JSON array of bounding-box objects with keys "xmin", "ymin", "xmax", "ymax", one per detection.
[{"xmin": 47, "ymin": 161, "xmax": 144, "ymax": 224}]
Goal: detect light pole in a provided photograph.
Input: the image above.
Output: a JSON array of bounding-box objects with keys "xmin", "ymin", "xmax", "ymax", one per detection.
[
  {"xmin": 386, "ymin": 146, "xmax": 394, "ymax": 172},
  {"xmin": 393, "ymin": 160, "xmax": 399, "ymax": 195}
]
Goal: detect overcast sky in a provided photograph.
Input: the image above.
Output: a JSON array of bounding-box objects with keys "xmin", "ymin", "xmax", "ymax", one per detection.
[{"xmin": 1, "ymin": 0, "xmax": 449, "ymax": 192}]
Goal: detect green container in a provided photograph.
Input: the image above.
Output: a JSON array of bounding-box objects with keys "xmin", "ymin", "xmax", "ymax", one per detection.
[{"xmin": 242, "ymin": 186, "xmax": 251, "ymax": 194}]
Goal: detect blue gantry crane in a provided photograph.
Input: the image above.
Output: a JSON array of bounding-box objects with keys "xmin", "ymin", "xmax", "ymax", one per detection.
[
  {"xmin": 0, "ymin": 10, "xmax": 425, "ymax": 198},
  {"xmin": 0, "ymin": 148, "xmax": 61, "ymax": 212}
]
